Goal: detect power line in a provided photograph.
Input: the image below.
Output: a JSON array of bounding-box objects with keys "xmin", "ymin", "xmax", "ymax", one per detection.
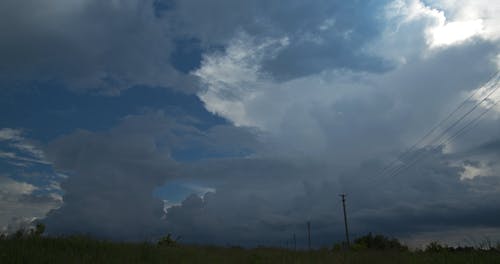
[
  {"xmin": 384, "ymin": 73, "xmax": 499, "ymax": 175},
  {"xmin": 377, "ymin": 72, "xmax": 500, "ymax": 177},
  {"xmin": 307, "ymin": 221, "xmax": 311, "ymax": 251},
  {"xmin": 426, "ymin": 75, "xmax": 500, "ymax": 147},
  {"xmin": 440, "ymin": 99, "xmax": 498, "ymax": 148},
  {"xmin": 293, "ymin": 233, "xmax": 296, "ymax": 251},
  {"xmin": 385, "ymin": 78, "xmax": 500, "ymax": 179},
  {"xmin": 375, "ymin": 72, "xmax": 499, "ymax": 179},
  {"xmin": 385, "ymin": 100, "xmax": 497, "ymax": 180},
  {"xmin": 376, "ymin": 85, "xmax": 479, "ymax": 175}
]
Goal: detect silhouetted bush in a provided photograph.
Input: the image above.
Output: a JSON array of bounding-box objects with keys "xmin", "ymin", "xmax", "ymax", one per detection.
[
  {"xmin": 424, "ymin": 241, "xmax": 448, "ymax": 253},
  {"xmin": 423, "ymin": 240, "xmax": 500, "ymax": 253},
  {"xmin": 8, "ymin": 222, "xmax": 46, "ymax": 239},
  {"xmin": 30, "ymin": 222, "xmax": 45, "ymax": 237},
  {"xmin": 352, "ymin": 233, "xmax": 409, "ymax": 251},
  {"xmin": 332, "ymin": 233, "xmax": 409, "ymax": 252},
  {"xmin": 448, "ymin": 246, "xmax": 475, "ymax": 252},
  {"xmin": 157, "ymin": 233, "xmax": 180, "ymax": 247}
]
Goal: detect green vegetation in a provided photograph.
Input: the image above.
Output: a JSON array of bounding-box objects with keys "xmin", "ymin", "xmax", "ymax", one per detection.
[
  {"xmin": 341, "ymin": 233, "xmax": 409, "ymax": 251},
  {"xmin": 1, "ymin": 228, "xmax": 499, "ymax": 263}
]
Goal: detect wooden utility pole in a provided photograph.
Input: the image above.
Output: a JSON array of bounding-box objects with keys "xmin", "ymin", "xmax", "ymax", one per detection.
[
  {"xmin": 293, "ymin": 233, "xmax": 297, "ymax": 251},
  {"xmin": 340, "ymin": 193, "xmax": 350, "ymax": 248},
  {"xmin": 307, "ymin": 221, "xmax": 311, "ymax": 250}
]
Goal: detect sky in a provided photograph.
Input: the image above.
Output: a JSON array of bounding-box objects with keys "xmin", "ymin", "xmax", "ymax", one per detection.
[{"xmin": 1, "ymin": 0, "xmax": 500, "ymax": 248}]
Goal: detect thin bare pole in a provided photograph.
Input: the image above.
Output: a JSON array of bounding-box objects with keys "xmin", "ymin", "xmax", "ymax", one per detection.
[
  {"xmin": 307, "ymin": 221, "xmax": 311, "ymax": 250},
  {"xmin": 293, "ymin": 233, "xmax": 297, "ymax": 251},
  {"xmin": 340, "ymin": 193, "xmax": 350, "ymax": 249}
]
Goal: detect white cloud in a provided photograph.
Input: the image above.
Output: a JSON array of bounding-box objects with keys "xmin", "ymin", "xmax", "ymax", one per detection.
[
  {"xmin": 428, "ymin": 0, "xmax": 500, "ymax": 41},
  {"xmin": 318, "ymin": 18, "xmax": 336, "ymax": 31},
  {"xmin": 10, "ymin": 142, "xmax": 46, "ymax": 161},
  {"xmin": 470, "ymin": 73, "xmax": 500, "ymax": 114},
  {"xmin": 194, "ymin": 32, "xmax": 290, "ymax": 128},
  {"xmin": 194, "ymin": 25, "xmax": 497, "ymax": 161},
  {"xmin": 0, "ymin": 176, "xmax": 37, "ymax": 198},
  {"xmin": 0, "ymin": 128, "xmax": 50, "ymax": 166},
  {"xmin": 429, "ymin": 19, "xmax": 484, "ymax": 47},
  {"xmin": 0, "ymin": 176, "xmax": 61, "ymax": 232},
  {"xmin": 384, "ymin": 0, "xmax": 500, "ymax": 50},
  {"xmin": 189, "ymin": 4, "xmax": 500, "ymax": 246},
  {"xmin": 4, "ymin": 0, "xmax": 497, "ymax": 245},
  {"xmin": 195, "ymin": 33, "xmax": 360, "ymax": 132},
  {"xmin": 460, "ymin": 162, "xmax": 493, "ymax": 180},
  {"xmin": 0, "ymin": 128, "xmax": 22, "ymax": 141}
]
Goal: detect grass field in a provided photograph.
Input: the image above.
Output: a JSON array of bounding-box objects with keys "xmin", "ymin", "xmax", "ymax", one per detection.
[{"xmin": 1, "ymin": 236, "xmax": 500, "ymax": 264}]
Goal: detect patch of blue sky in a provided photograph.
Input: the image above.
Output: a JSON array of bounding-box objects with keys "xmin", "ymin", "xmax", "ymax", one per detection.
[
  {"xmin": 0, "ymin": 84, "xmax": 227, "ymax": 143},
  {"xmin": 0, "ymin": 83, "xmax": 229, "ymax": 201},
  {"xmin": 0, "ymin": 156, "xmax": 63, "ymax": 199},
  {"xmin": 170, "ymin": 38, "xmax": 204, "ymax": 74},
  {"xmin": 153, "ymin": 179, "xmax": 215, "ymax": 205}
]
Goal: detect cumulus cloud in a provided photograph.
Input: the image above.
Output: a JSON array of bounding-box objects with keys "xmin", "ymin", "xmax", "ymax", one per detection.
[
  {"xmin": 0, "ymin": 129, "xmax": 62, "ymax": 232},
  {"xmin": 163, "ymin": 145, "xmax": 500, "ymax": 247},
  {"xmin": 424, "ymin": 0, "xmax": 500, "ymax": 41},
  {"xmin": 195, "ymin": 31, "xmax": 498, "ymax": 160},
  {"xmin": 177, "ymin": 0, "xmax": 500, "ymax": 246},
  {"xmin": 42, "ymin": 110, "xmax": 259, "ymax": 240},
  {"xmin": 4, "ymin": 0, "xmax": 500, "ymax": 247},
  {"xmin": 0, "ymin": 175, "xmax": 61, "ymax": 233},
  {"xmin": 43, "ymin": 111, "xmax": 185, "ymax": 239}
]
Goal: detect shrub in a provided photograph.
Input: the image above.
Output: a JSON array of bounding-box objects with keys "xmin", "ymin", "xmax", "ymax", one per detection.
[
  {"xmin": 353, "ymin": 233, "xmax": 408, "ymax": 251},
  {"xmin": 424, "ymin": 241, "xmax": 447, "ymax": 253},
  {"xmin": 31, "ymin": 223, "xmax": 45, "ymax": 237},
  {"xmin": 157, "ymin": 233, "xmax": 180, "ymax": 247}
]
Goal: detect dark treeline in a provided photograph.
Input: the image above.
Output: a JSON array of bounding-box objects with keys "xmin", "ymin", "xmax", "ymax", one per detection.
[
  {"xmin": 1, "ymin": 225, "xmax": 500, "ymax": 263},
  {"xmin": 333, "ymin": 232, "xmax": 500, "ymax": 253}
]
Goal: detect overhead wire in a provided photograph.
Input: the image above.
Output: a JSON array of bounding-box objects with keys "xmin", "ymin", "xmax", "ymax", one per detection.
[
  {"xmin": 382, "ymin": 73, "xmax": 500, "ymax": 179},
  {"xmin": 375, "ymin": 71, "xmax": 499, "ymax": 179},
  {"xmin": 384, "ymin": 99, "xmax": 498, "ymax": 180}
]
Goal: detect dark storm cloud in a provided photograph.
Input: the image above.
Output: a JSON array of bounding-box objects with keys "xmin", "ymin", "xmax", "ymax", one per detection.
[
  {"xmin": 470, "ymin": 138, "xmax": 500, "ymax": 156},
  {"xmin": 0, "ymin": 0, "xmax": 192, "ymax": 94},
  {"xmin": 42, "ymin": 111, "xmax": 260, "ymax": 240},
  {"xmin": 165, "ymin": 147, "xmax": 500, "ymax": 247},
  {"xmin": 0, "ymin": 0, "xmax": 394, "ymax": 93},
  {"xmin": 44, "ymin": 40, "xmax": 500, "ymax": 246},
  {"xmin": 3, "ymin": 0, "xmax": 500, "ymax": 247},
  {"xmin": 165, "ymin": 159, "xmax": 340, "ymax": 246},
  {"xmin": 43, "ymin": 111, "xmax": 185, "ymax": 239},
  {"xmin": 40, "ymin": 104, "xmax": 500, "ymax": 246}
]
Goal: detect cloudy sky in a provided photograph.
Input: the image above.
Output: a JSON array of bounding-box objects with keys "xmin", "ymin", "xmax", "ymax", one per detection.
[{"xmin": 1, "ymin": 0, "xmax": 500, "ymax": 248}]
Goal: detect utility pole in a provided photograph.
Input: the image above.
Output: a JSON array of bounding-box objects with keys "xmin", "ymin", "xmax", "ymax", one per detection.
[
  {"xmin": 307, "ymin": 221, "xmax": 311, "ymax": 250},
  {"xmin": 293, "ymin": 233, "xmax": 297, "ymax": 251},
  {"xmin": 340, "ymin": 193, "xmax": 350, "ymax": 249}
]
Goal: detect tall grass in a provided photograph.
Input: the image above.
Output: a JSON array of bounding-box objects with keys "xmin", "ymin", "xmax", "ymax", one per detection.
[{"xmin": 1, "ymin": 235, "xmax": 499, "ymax": 264}]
